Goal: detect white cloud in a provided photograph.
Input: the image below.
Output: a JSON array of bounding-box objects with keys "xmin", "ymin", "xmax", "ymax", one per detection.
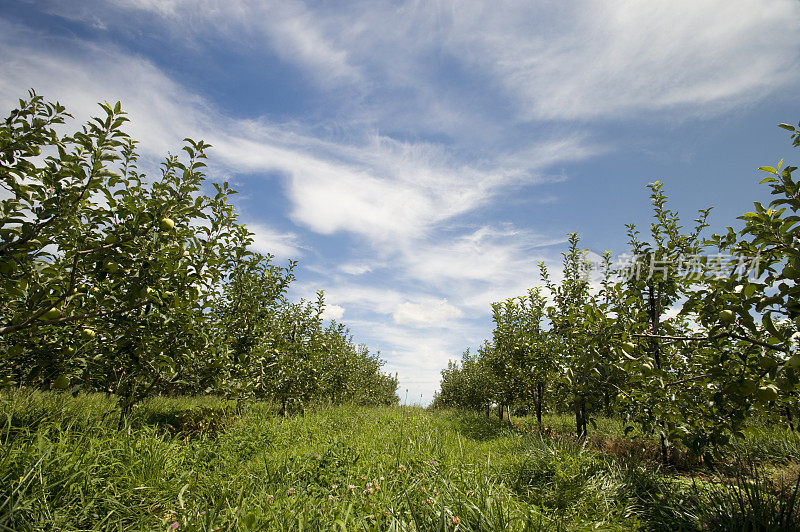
[
  {"xmin": 0, "ymin": 22, "xmax": 588, "ymax": 250},
  {"xmin": 246, "ymin": 222, "xmax": 304, "ymax": 260},
  {"xmin": 394, "ymin": 225, "xmax": 566, "ymax": 305},
  {"xmin": 441, "ymin": 0, "xmax": 800, "ymax": 120},
  {"xmin": 38, "ymin": 0, "xmax": 361, "ymax": 86},
  {"xmin": 343, "ymin": 317, "xmax": 467, "ymax": 404},
  {"xmin": 339, "ymin": 263, "xmax": 374, "ymax": 276},
  {"xmin": 321, "ymin": 304, "xmax": 345, "ymax": 321},
  {"xmin": 255, "ymin": 0, "xmax": 361, "ymax": 84},
  {"xmin": 308, "ymin": 284, "xmax": 403, "ymax": 317},
  {"xmin": 0, "ymin": 24, "xmax": 205, "ymax": 159},
  {"xmin": 393, "ymin": 298, "xmax": 463, "ymax": 328},
  {"xmin": 34, "ymin": 0, "xmax": 800, "ymax": 128}
]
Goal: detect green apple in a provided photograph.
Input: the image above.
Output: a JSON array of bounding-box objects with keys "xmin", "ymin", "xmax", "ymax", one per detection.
[
  {"xmin": 719, "ymin": 310, "xmax": 735, "ymax": 324},
  {"xmin": 104, "ymin": 262, "xmax": 120, "ymax": 274},
  {"xmin": 53, "ymin": 375, "xmax": 70, "ymax": 390},
  {"xmin": 159, "ymin": 217, "xmax": 175, "ymax": 231},
  {"xmin": 621, "ymin": 342, "xmax": 636, "ymax": 354},
  {"xmin": 39, "ymin": 308, "xmax": 62, "ymax": 320},
  {"xmin": 787, "ymin": 355, "xmax": 800, "ymax": 370},
  {"xmin": 80, "ymin": 328, "xmax": 96, "ymax": 339}
]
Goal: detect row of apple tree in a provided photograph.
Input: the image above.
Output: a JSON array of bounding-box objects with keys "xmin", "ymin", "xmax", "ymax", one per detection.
[
  {"xmin": 0, "ymin": 91, "xmax": 398, "ymax": 423},
  {"xmin": 433, "ymin": 121, "xmax": 800, "ymax": 462}
]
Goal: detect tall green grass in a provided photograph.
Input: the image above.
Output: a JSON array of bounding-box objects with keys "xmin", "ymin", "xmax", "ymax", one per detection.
[{"xmin": 1, "ymin": 391, "xmax": 799, "ymax": 530}]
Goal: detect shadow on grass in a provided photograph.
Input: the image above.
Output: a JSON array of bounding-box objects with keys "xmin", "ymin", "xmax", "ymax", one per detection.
[
  {"xmin": 130, "ymin": 404, "xmax": 235, "ymax": 438},
  {"xmin": 446, "ymin": 410, "xmax": 521, "ymax": 442}
]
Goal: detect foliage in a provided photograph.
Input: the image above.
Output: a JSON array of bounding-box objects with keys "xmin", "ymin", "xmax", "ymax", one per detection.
[
  {"xmin": 438, "ymin": 120, "xmax": 800, "ymax": 462},
  {"xmin": 0, "ymin": 91, "xmax": 397, "ymax": 419}
]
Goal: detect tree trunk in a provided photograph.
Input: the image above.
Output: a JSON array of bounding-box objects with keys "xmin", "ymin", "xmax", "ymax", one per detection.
[
  {"xmin": 236, "ymin": 397, "xmax": 245, "ymax": 415},
  {"xmin": 486, "ymin": 403, "xmax": 490, "ymax": 418},
  {"xmin": 648, "ymin": 283, "xmax": 662, "ymax": 369},
  {"xmin": 575, "ymin": 397, "xmax": 584, "ymax": 439},
  {"xmin": 498, "ymin": 403, "xmax": 504, "ymax": 420},
  {"xmin": 118, "ymin": 392, "xmax": 133, "ymax": 431},
  {"xmin": 660, "ymin": 434, "xmax": 669, "ymax": 464},
  {"xmin": 581, "ymin": 397, "xmax": 587, "ymax": 438},
  {"xmin": 535, "ymin": 382, "xmax": 543, "ymax": 426},
  {"xmin": 787, "ymin": 406, "xmax": 795, "ymax": 431},
  {"xmin": 650, "ymin": 282, "xmax": 670, "ymax": 465},
  {"xmin": 118, "ymin": 403, "xmax": 128, "ymax": 431}
]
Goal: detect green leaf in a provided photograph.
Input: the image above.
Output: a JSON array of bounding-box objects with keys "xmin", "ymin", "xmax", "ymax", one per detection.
[
  {"xmin": 763, "ymin": 312, "xmax": 782, "ymax": 340},
  {"xmin": 743, "ymin": 284, "xmax": 756, "ymax": 299}
]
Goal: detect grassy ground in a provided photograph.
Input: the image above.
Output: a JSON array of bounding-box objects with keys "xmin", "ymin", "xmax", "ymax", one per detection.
[{"xmin": 2, "ymin": 391, "xmax": 800, "ymax": 530}]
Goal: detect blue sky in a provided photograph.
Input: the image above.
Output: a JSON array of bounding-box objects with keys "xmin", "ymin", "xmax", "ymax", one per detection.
[{"xmin": 1, "ymin": 1, "xmax": 799, "ymax": 404}]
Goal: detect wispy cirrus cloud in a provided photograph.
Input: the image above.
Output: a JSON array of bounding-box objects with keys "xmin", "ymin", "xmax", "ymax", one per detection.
[
  {"xmin": 33, "ymin": 0, "xmax": 800, "ymax": 130},
  {"xmin": 0, "ymin": 20, "xmax": 588, "ymax": 247},
  {"xmin": 37, "ymin": 0, "xmax": 362, "ymax": 86},
  {"xmin": 441, "ymin": 0, "xmax": 800, "ymax": 120}
]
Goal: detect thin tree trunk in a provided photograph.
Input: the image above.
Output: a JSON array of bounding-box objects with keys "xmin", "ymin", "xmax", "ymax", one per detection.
[
  {"xmin": 659, "ymin": 434, "xmax": 668, "ymax": 464},
  {"xmin": 787, "ymin": 406, "xmax": 795, "ymax": 432},
  {"xmin": 581, "ymin": 397, "xmax": 587, "ymax": 438},
  {"xmin": 648, "ymin": 283, "xmax": 662, "ymax": 368},
  {"xmin": 575, "ymin": 396, "xmax": 584, "ymax": 439},
  {"xmin": 118, "ymin": 402, "xmax": 128, "ymax": 431},
  {"xmin": 650, "ymin": 283, "xmax": 670, "ymax": 465},
  {"xmin": 498, "ymin": 403, "xmax": 504, "ymax": 420},
  {"xmin": 536, "ymin": 382, "xmax": 543, "ymax": 425}
]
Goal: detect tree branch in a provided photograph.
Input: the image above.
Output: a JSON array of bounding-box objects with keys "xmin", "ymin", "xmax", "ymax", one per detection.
[
  {"xmin": 633, "ymin": 332, "xmax": 789, "ymax": 352},
  {"xmin": 0, "ymin": 302, "xmax": 147, "ymax": 336}
]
